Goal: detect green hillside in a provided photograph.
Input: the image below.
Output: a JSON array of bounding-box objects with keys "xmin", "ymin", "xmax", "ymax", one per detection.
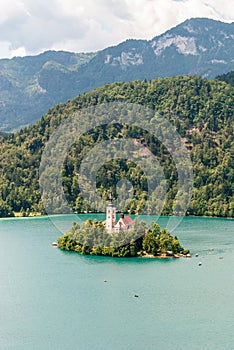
[
  {"xmin": 0, "ymin": 76, "xmax": 233, "ymax": 218},
  {"xmin": 217, "ymin": 71, "xmax": 234, "ymax": 86},
  {"xmin": 0, "ymin": 50, "xmax": 96, "ymax": 131}
]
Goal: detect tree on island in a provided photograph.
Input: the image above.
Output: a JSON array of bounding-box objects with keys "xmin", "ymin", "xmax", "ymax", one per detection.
[{"xmin": 57, "ymin": 219, "xmax": 189, "ymax": 258}]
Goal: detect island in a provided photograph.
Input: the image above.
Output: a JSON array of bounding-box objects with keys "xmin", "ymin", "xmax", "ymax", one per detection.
[
  {"xmin": 58, "ymin": 218, "xmax": 189, "ymax": 258},
  {"xmin": 58, "ymin": 198, "xmax": 189, "ymax": 258}
]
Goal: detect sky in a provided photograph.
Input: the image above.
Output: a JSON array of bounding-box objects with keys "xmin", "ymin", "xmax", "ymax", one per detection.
[{"xmin": 0, "ymin": 0, "xmax": 233, "ymax": 59}]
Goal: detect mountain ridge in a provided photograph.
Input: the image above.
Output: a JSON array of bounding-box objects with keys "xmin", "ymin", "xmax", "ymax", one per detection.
[{"xmin": 0, "ymin": 17, "xmax": 233, "ymax": 131}]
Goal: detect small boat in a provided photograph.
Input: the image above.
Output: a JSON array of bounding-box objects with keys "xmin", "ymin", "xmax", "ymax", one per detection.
[
  {"xmin": 103, "ymin": 280, "xmax": 107, "ymax": 283},
  {"xmin": 186, "ymin": 254, "xmax": 191, "ymax": 258},
  {"xmin": 134, "ymin": 294, "xmax": 139, "ymax": 298},
  {"xmin": 166, "ymin": 251, "xmax": 173, "ymax": 256},
  {"xmin": 52, "ymin": 242, "xmax": 58, "ymax": 247},
  {"xmin": 195, "ymin": 253, "xmax": 199, "ymax": 257},
  {"xmin": 198, "ymin": 262, "xmax": 202, "ymax": 266}
]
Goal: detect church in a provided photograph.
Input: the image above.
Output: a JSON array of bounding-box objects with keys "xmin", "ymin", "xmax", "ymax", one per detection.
[{"xmin": 103, "ymin": 196, "xmax": 134, "ymax": 234}]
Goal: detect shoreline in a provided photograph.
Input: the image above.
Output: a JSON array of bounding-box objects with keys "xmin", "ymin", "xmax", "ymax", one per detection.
[
  {"xmin": 2, "ymin": 212, "xmax": 234, "ymax": 221},
  {"xmin": 139, "ymin": 253, "xmax": 188, "ymax": 259}
]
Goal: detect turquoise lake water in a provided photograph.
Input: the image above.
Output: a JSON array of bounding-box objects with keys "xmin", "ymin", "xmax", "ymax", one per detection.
[{"xmin": 0, "ymin": 215, "xmax": 233, "ymax": 350}]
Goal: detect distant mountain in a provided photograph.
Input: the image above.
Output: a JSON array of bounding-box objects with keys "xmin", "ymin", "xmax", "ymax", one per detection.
[
  {"xmin": 0, "ymin": 51, "xmax": 96, "ymax": 131},
  {"xmin": 0, "ymin": 17, "xmax": 233, "ymax": 132}
]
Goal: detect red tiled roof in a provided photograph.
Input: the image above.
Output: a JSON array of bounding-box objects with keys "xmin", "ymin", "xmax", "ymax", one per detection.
[{"xmin": 121, "ymin": 216, "xmax": 134, "ymax": 225}]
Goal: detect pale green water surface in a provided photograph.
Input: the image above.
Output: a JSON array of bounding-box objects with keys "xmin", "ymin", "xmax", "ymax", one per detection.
[{"xmin": 0, "ymin": 215, "xmax": 233, "ymax": 350}]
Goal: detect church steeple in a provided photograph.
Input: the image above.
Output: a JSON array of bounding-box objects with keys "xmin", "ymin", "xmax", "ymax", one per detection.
[{"xmin": 106, "ymin": 192, "xmax": 116, "ymax": 233}]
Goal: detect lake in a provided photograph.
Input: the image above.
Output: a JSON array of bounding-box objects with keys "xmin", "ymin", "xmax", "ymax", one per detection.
[{"xmin": 0, "ymin": 215, "xmax": 233, "ymax": 350}]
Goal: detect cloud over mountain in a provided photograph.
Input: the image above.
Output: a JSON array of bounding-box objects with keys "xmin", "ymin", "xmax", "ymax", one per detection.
[{"xmin": 0, "ymin": 0, "xmax": 233, "ymax": 58}]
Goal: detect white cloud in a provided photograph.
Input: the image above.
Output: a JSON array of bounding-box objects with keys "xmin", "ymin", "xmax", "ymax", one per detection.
[{"xmin": 0, "ymin": 0, "xmax": 233, "ymax": 58}]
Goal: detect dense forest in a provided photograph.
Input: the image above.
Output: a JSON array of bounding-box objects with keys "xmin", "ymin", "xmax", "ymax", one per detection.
[
  {"xmin": 0, "ymin": 75, "xmax": 233, "ymax": 218},
  {"xmin": 217, "ymin": 71, "xmax": 234, "ymax": 86},
  {"xmin": 58, "ymin": 220, "xmax": 189, "ymax": 258}
]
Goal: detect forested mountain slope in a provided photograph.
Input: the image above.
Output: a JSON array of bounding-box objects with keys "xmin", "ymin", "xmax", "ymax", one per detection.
[
  {"xmin": 217, "ymin": 71, "xmax": 234, "ymax": 85},
  {"xmin": 0, "ymin": 76, "xmax": 233, "ymax": 218}
]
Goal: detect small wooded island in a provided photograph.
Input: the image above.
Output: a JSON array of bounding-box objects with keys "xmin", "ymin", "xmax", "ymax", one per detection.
[
  {"xmin": 58, "ymin": 219, "xmax": 189, "ymax": 258},
  {"xmin": 58, "ymin": 198, "xmax": 189, "ymax": 258}
]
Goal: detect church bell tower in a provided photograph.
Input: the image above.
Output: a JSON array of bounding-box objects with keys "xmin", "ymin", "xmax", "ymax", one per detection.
[{"xmin": 106, "ymin": 194, "xmax": 116, "ymax": 234}]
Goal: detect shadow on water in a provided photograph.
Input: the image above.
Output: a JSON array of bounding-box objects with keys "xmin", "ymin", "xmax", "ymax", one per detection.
[{"xmin": 59, "ymin": 249, "xmax": 177, "ymax": 265}]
